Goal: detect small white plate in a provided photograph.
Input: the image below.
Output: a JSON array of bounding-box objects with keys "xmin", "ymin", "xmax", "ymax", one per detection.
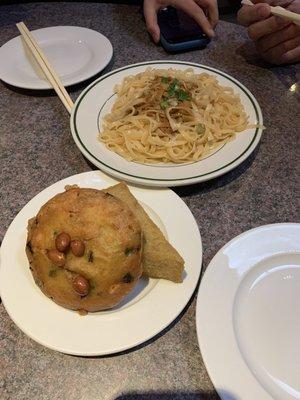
[
  {"xmin": 0, "ymin": 26, "xmax": 113, "ymax": 89},
  {"xmin": 70, "ymin": 61, "xmax": 263, "ymax": 187},
  {"xmin": 196, "ymin": 223, "xmax": 300, "ymax": 400},
  {"xmin": 0, "ymin": 171, "xmax": 202, "ymax": 356}
]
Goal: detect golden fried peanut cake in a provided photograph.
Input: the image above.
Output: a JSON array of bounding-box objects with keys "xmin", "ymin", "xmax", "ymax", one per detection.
[{"xmin": 26, "ymin": 186, "xmax": 142, "ymax": 312}]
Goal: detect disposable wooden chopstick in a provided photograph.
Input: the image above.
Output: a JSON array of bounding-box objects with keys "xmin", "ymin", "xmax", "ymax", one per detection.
[
  {"xmin": 16, "ymin": 22, "xmax": 74, "ymax": 113},
  {"xmin": 241, "ymin": 0, "xmax": 300, "ymax": 26}
]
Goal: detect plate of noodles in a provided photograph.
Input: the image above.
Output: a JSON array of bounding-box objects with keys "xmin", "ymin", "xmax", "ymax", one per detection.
[{"xmin": 70, "ymin": 61, "xmax": 263, "ymax": 187}]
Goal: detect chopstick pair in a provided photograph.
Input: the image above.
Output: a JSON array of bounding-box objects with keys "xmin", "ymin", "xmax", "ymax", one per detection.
[
  {"xmin": 241, "ymin": 0, "xmax": 300, "ymax": 26},
  {"xmin": 16, "ymin": 22, "xmax": 74, "ymax": 114}
]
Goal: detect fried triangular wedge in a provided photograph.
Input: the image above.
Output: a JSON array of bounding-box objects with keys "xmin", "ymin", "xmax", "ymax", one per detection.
[{"xmin": 105, "ymin": 182, "xmax": 184, "ymax": 283}]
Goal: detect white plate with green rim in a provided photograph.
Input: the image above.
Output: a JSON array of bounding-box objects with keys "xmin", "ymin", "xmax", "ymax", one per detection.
[
  {"xmin": 0, "ymin": 170, "xmax": 202, "ymax": 356},
  {"xmin": 70, "ymin": 61, "xmax": 263, "ymax": 187},
  {"xmin": 196, "ymin": 223, "xmax": 300, "ymax": 400},
  {"xmin": 0, "ymin": 26, "xmax": 113, "ymax": 89}
]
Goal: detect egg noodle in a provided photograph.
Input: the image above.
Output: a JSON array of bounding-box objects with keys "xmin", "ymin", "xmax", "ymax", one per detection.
[{"xmin": 99, "ymin": 68, "xmax": 251, "ymax": 164}]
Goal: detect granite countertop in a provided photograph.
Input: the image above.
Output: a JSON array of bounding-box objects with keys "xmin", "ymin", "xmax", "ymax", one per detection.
[{"xmin": 0, "ymin": 3, "xmax": 299, "ymax": 400}]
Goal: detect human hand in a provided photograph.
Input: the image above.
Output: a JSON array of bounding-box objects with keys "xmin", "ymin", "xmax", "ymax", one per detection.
[
  {"xmin": 143, "ymin": 0, "xmax": 218, "ymax": 43},
  {"xmin": 237, "ymin": 0, "xmax": 300, "ymax": 64}
]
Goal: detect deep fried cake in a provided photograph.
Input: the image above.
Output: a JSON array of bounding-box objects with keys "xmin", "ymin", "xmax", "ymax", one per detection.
[
  {"xmin": 26, "ymin": 186, "xmax": 142, "ymax": 312},
  {"xmin": 105, "ymin": 183, "xmax": 184, "ymax": 283}
]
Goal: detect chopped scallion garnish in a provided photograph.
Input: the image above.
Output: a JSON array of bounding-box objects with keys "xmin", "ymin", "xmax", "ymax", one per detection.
[
  {"xmin": 176, "ymin": 89, "xmax": 190, "ymax": 102},
  {"xmin": 196, "ymin": 123, "xmax": 206, "ymax": 134},
  {"xmin": 161, "ymin": 78, "xmax": 191, "ymax": 109},
  {"xmin": 160, "ymin": 99, "xmax": 169, "ymax": 110}
]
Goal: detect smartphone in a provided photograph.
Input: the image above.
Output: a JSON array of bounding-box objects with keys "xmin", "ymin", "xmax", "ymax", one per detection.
[{"xmin": 157, "ymin": 6, "xmax": 210, "ymax": 53}]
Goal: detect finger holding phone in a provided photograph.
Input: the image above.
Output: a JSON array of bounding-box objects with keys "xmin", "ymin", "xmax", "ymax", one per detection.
[
  {"xmin": 143, "ymin": 0, "xmax": 219, "ymax": 43},
  {"xmin": 237, "ymin": 0, "xmax": 300, "ymax": 64}
]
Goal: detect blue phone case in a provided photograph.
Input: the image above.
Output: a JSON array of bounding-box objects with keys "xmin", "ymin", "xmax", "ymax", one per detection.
[{"xmin": 160, "ymin": 34, "xmax": 210, "ymax": 52}]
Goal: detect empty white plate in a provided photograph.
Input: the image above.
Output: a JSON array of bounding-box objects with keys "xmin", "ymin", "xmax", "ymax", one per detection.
[
  {"xmin": 196, "ymin": 223, "xmax": 300, "ymax": 400},
  {"xmin": 0, "ymin": 26, "xmax": 113, "ymax": 89}
]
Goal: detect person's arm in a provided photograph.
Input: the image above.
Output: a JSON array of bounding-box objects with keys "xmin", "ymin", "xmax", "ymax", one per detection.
[
  {"xmin": 237, "ymin": 0, "xmax": 300, "ymax": 64},
  {"xmin": 143, "ymin": 0, "xmax": 219, "ymax": 43}
]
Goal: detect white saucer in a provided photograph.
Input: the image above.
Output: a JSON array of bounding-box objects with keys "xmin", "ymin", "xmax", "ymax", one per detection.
[
  {"xmin": 196, "ymin": 223, "xmax": 300, "ymax": 400},
  {"xmin": 0, "ymin": 26, "xmax": 113, "ymax": 89},
  {"xmin": 0, "ymin": 171, "xmax": 202, "ymax": 356}
]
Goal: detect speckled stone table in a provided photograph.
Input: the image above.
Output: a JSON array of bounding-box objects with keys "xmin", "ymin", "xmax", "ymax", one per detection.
[{"xmin": 0, "ymin": 3, "xmax": 299, "ymax": 400}]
